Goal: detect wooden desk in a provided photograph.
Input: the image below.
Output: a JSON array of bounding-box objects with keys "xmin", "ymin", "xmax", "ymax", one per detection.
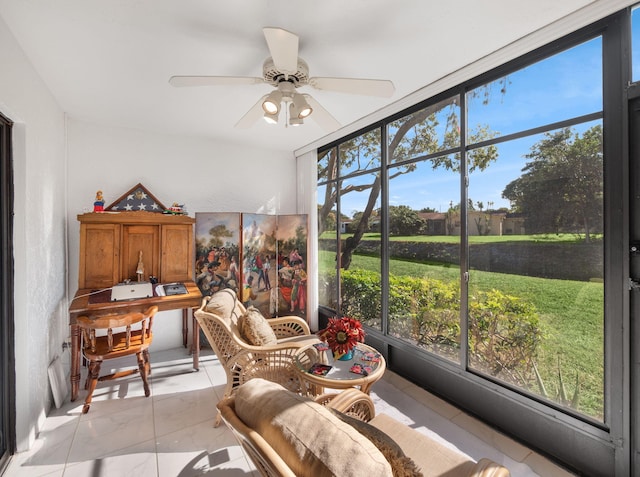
[{"xmin": 68, "ymin": 281, "xmax": 203, "ymax": 402}]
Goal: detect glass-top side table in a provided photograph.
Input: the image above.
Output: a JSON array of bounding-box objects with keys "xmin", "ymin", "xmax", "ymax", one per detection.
[{"xmin": 293, "ymin": 342, "xmax": 386, "ymax": 396}]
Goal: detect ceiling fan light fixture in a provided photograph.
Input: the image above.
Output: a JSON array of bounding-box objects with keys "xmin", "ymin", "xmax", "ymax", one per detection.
[
  {"xmin": 288, "ymin": 103, "xmax": 304, "ymax": 126},
  {"xmin": 170, "ymin": 27, "xmax": 393, "ymax": 132},
  {"xmin": 262, "ymin": 90, "xmax": 282, "ymax": 114},
  {"xmin": 292, "ymin": 93, "xmax": 312, "ymax": 118},
  {"xmin": 263, "ymin": 110, "xmax": 279, "ymax": 124}
]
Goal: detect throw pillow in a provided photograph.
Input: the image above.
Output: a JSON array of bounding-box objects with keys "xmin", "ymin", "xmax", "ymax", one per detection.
[
  {"xmin": 330, "ymin": 409, "xmax": 423, "ymax": 477},
  {"xmin": 239, "ymin": 306, "xmax": 277, "ymax": 346},
  {"xmin": 235, "ymin": 378, "xmax": 393, "ymax": 477}
]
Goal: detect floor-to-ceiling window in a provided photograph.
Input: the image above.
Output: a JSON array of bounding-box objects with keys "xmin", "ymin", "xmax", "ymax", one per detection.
[
  {"xmin": 465, "ymin": 37, "xmax": 604, "ymax": 421},
  {"xmin": 318, "ymin": 129, "xmax": 383, "ymax": 330},
  {"xmin": 317, "ymin": 8, "xmax": 630, "ymax": 476},
  {"xmin": 0, "ymin": 112, "xmax": 15, "ymax": 473}
]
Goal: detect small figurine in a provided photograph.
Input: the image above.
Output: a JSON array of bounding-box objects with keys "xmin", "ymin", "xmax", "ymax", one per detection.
[
  {"xmin": 164, "ymin": 203, "xmax": 187, "ymax": 215},
  {"xmin": 136, "ymin": 250, "xmax": 145, "ymax": 282},
  {"xmin": 93, "ymin": 190, "xmax": 105, "ymax": 213}
]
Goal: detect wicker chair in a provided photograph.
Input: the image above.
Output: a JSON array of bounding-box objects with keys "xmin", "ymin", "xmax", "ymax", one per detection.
[{"xmin": 194, "ymin": 289, "xmax": 319, "ymax": 426}]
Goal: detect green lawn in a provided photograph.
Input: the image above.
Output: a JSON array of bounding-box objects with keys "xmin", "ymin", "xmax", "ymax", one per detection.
[
  {"xmin": 321, "ymin": 232, "xmax": 602, "ymax": 244},
  {"xmin": 325, "ymin": 251, "xmax": 604, "ymax": 419}
]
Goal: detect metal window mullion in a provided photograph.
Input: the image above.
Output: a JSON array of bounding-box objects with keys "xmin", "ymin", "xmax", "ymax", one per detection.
[
  {"xmin": 335, "ymin": 177, "xmax": 342, "ymax": 315},
  {"xmin": 380, "ymin": 125, "xmax": 389, "ymax": 335},
  {"xmin": 459, "ymin": 91, "xmax": 469, "ymax": 369}
]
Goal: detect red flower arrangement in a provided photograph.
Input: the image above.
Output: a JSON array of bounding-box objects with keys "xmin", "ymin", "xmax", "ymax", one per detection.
[{"xmin": 318, "ymin": 316, "xmax": 366, "ymax": 357}]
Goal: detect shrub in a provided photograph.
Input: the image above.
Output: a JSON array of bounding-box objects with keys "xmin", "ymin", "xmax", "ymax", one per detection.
[
  {"xmin": 324, "ymin": 268, "xmax": 543, "ymax": 389},
  {"xmin": 340, "ymin": 269, "xmax": 382, "ymax": 328},
  {"xmin": 468, "ymin": 289, "xmax": 543, "ymax": 386}
]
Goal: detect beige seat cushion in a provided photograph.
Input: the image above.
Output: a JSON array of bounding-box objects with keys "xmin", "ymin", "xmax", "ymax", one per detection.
[
  {"xmin": 238, "ymin": 306, "xmax": 277, "ymax": 346},
  {"xmin": 235, "ymin": 378, "xmax": 393, "ymax": 477},
  {"xmin": 277, "ymin": 334, "xmax": 320, "ymax": 345},
  {"xmin": 369, "ymin": 413, "xmax": 477, "ymax": 476},
  {"xmin": 331, "ymin": 410, "xmax": 423, "ymax": 477}
]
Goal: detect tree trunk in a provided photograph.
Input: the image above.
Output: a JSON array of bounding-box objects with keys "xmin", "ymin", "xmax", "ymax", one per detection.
[
  {"xmin": 340, "ymin": 175, "xmax": 381, "ymax": 269},
  {"xmin": 583, "ymin": 214, "xmax": 591, "ymax": 243}
]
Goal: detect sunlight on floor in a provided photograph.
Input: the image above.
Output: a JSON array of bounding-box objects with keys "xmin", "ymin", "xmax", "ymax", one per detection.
[{"xmin": 4, "ymin": 347, "xmax": 573, "ymax": 476}]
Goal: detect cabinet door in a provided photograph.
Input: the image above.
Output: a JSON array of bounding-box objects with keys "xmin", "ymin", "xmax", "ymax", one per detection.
[
  {"xmin": 121, "ymin": 225, "xmax": 160, "ymax": 282},
  {"xmin": 161, "ymin": 224, "xmax": 194, "ymax": 282},
  {"xmin": 79, "ymin": 223, "xmax": 120, "ymax": 288}
]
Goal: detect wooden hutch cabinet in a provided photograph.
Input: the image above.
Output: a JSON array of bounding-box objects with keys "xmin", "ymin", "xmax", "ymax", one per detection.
[
  {"xmin": 77, "ymin": 211, "xmax": 195, "ymax": 289},
  {"xmin": 70, "ymin": 211, "xmax": 202, "ymax": 402}
]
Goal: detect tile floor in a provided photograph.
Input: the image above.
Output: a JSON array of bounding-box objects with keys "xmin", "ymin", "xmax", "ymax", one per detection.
[{"xmin": 4, "ymin": 347, "xmax": 575, "ymax": 477}]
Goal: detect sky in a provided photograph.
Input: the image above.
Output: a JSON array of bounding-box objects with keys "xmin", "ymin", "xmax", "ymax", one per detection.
[{"xmin": 338, "ymin": 33, "xmax": 606, "ymax": 217}]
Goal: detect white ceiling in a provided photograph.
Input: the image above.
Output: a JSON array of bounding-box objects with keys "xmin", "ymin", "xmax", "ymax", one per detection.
[{"xmin": 0, "ymin": 0, "xmax": 630, "ymax": 153}]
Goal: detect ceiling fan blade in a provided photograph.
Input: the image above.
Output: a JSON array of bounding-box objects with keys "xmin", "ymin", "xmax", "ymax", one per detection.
[
  {"xmin": 263, "ymin": 27, "xmax": 299, "ymax": 75},
  {"xmin": 235, "ymin": 95, "xmax": 268, "ymax": 129},
  {"xmin": 304, "ymin": 95, "xmax": 341, "ymax": 132},
  {"xmin": 309, "ymin": 77, "xmax": 395, "ymax": 98},
  {"xmin": 169, "ymin": 75, "xmax": 264, "ymax": 87}
]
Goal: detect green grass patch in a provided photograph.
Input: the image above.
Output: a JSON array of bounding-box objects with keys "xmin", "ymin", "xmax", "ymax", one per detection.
[
  {"xmin": 320, "ymin": 232, "xmax": 602, "ymax": 244},
  {"xmin": 322, "ymin": 251, "xmax": 604, "ymax": 419}
]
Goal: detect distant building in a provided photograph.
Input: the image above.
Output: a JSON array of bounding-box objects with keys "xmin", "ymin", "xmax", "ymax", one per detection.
[
  {"xmin": 339, "ymin": 219, "xmax": 352, "ymax": 234},
  {"xmin": 417, "ymin": 212, "xmax": 447, "ymax": 235}
]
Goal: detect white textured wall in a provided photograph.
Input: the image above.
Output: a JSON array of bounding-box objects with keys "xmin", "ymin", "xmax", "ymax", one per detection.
[
  {"xmin": 0, "ymin": 17, "xmax": 67, "ymax": 451},
  {"xmin": 66, "ymin": 120, "xmax": 297, "ymax": 350},
  {"xmin": 0, "ymin": 14, "xmax": 298, "ymax": 451}
]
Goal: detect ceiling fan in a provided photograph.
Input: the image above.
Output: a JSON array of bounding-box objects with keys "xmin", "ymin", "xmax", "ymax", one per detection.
[{"xmin": 169, "ymin": 27, "xmax": 395, "ymax": 131}]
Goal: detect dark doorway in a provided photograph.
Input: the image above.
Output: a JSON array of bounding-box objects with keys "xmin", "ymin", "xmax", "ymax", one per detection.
[{"xmin": 0, "ymin": 112, "xmax": 15, "ymax": 474}]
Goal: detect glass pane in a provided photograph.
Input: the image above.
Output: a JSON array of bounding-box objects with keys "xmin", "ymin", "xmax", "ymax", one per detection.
[
  {"xmin": 467, "ymin": 37, "xmax": 602, "ymax": 143},
  {"xmin": 338, "ymin": 172, "xmax": 382, "ymax": 330},
  {"xmin": 318, "ymin": 183, "xmax": 339, "ymax": 309},
  {"xmin": 318, "ymin": 147, "xmax": 337, "ymax": 183},
  {"xmin": 339, "ymin": 128, "xmax": 381, "ymax": 177},
  {"xmin": 387, "ymin": 157, "xmax": 461, "ymax": 363},
  {"xmin": 633, "ymin": 6, "xmax": 640, "ymax": 83},
  {"xmin": 388, "ymin": 95, "xmax": 460, "ymax": 164},
  {"xmin": 467, "ymin": 122, "xmax": 604, "ymax": 421}
]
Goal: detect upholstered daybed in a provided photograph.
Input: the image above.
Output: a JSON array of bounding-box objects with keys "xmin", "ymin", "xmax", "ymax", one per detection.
[{"xmin": 218, "ymin": 378, "xmax": 511, "ymax": 477}]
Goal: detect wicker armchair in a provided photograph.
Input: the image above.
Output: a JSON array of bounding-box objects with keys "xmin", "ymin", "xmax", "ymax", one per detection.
[{"xmin": 194, "ymin": 289, "xmax": 319, "ymax": 426}]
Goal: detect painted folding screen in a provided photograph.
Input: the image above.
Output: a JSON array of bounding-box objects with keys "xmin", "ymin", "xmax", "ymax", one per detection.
[{"xmin": 194, "ymin": 212, "xmax": 308, "ymax": 319}]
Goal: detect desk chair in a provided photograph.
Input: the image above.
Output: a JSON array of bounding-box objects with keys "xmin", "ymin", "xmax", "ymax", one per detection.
[{"xmin": 77, "ymin": 305, "xmax": 158, "ymax": 413}]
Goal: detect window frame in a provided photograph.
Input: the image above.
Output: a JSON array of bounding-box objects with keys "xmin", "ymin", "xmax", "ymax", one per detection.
[{"xmin": 316, "ymin": 10, "xmax": 629, "ymax": 475}]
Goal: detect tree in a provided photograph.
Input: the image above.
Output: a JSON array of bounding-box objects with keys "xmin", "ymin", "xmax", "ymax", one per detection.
[
  {"xmin": 502, "ymin": 126, "xmax": 603, "ymax": 241},
  {"xmin": 319, "ymin": 98, "xmax": 499, "ymax": 269},
  {"xmin": 350, "ymin": 211, "xmax": 369, "ymax": 233},
  {"xmin": 389, "ymin": 205, "xmax": 424, "ymax": 236},
  {"xmin": 207, "ymin": 225, "xmax": 232, "ymax": 249},
  {"xmin": 317, "ymin": 204, "xmax": 336, "ymax": 233}
]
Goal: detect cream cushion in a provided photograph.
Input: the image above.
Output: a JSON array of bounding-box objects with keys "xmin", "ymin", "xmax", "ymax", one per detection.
[
  {"xmin": 331, "ymin": 410, "xmax": 423, "ymax": 477},
  {"xmin": 235, "ymin": 378, "xmax": 393, "ymax": 477},
  {"xmin": 238, "ymin": 306, "xmax": 277, "ymax": 346},
  {"xmin": 370, "ymin": 413, "xmax": 477, "ymax": 476}
]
